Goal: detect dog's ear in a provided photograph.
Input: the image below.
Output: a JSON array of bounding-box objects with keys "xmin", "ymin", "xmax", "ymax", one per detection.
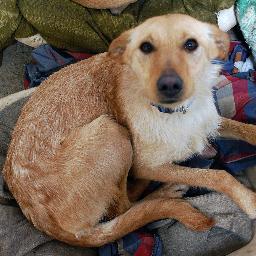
[
  {"xmin": 208, "ymin": 24, "xmax": 230, "ymax": 60},
  {"xmin": 108, "ymin": 30, "xmax": 131, "ymax": 63}
]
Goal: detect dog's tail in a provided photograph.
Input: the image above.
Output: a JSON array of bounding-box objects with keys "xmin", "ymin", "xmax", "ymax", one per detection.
[{"xmin": 55, "ymin": 198, "xmax": 214, "ymax": 247}]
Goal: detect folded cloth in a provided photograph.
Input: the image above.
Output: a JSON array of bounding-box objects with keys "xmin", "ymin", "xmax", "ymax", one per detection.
[
  {"xmin": 157, "ymin": 192, "xmax": 255, "ymax": 256},
  {"xmin": 222, "ymin": 41, "xmax": 256, "ymax": 79},
  {"xmin": 224, "ymin": 43, "xmax": 252, "ymax": 73},
  {"xmin": 24, "ymin": 44, "xmax": 93, "ymax": 88}
]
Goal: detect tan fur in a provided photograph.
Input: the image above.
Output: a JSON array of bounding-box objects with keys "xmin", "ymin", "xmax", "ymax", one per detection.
[
  {"xmin": 219, "ymin": 117, "xmax": 256, "ymax": 144},
  {"xmin": 3, "ymin": 14, "xmax": 256, "ymax": 247}
]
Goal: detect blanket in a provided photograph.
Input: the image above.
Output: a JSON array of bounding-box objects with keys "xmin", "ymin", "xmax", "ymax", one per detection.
[{"xmin": 0, "ymin": 0, "xmax": 234, "ymax": 52}]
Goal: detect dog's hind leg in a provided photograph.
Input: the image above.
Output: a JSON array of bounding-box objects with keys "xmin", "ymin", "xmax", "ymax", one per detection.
[
  {"xmin": 51, "ymin": 197, "xmax": 214, "ymax": 247},
  {"xmin": 24, "ymin": 115, "xmax": 134, "ymax": 246},
  {"xmin": 219, "ymin": 117, "xmax": 256, "ymax": 145}
]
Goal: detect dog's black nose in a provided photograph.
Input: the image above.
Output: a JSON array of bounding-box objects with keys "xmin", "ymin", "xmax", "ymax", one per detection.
[{"xmin": 157, "ymin": 72, "xmax": 183, "ymax": 102}]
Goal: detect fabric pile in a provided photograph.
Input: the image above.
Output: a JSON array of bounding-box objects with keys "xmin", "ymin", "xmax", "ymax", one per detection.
[
  {"xmin": 24, "ymin": 45, "xmax": 93, "ymax": 88},
  {"xmin": 0, "ymin": 0, "xmax": 234, "ymax": 53}
]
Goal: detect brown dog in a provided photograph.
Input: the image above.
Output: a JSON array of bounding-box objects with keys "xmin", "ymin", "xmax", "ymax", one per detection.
[{"xmin": 3, "ymin": 14, "xmax": 256, "ymax": 247}]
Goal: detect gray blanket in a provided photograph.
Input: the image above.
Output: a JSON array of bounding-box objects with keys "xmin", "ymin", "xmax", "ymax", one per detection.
[{"xmin": 0, "ymin": 89, "xmax": 254, "ymax": 256}]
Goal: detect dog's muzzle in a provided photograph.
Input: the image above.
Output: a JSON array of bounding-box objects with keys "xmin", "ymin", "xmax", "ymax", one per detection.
[{"xmin": 157, "ymin": 71, "xmax": 183, "ymax": 103}]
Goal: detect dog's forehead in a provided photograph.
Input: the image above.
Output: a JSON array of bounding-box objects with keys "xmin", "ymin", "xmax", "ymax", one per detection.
[{"xmin": 132, "ymin": 15, "xmax": 211, "ymax": 44}]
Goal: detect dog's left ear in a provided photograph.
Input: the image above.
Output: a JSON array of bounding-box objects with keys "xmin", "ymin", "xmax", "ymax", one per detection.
[
  {"xmin": 108, "ymin": 30, "xmax": 131, "ymax": 63},
  {"xmin": 208, "ymin": 24, "xmax": 230, "ymax": 60}
]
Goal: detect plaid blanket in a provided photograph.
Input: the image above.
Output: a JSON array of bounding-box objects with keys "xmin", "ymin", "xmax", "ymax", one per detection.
[
  {"xmin": 23, "ymin": 42, "xmax": 256, "ymax": 255},
  {"xmin": 98, "ymin": 231, "xmax": 162, "ymax": 256},
  {"xmin": 213, "ymin": 42, "xmax": 256, "ymax": 173}
]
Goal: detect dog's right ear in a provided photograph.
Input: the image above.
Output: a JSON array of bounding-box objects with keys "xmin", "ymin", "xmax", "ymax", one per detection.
[
  {"xmin": 207, "ymin": 24, "xmax": 230, "ymax": 61},
  {"xmin": 108, "ymin": 30, "xmax": 131, "ymax": 63}
]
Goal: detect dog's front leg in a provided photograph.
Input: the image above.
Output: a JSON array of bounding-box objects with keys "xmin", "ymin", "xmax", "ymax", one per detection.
[
  {"xmin": 219, "ymin": 117, "xmax": 256, "ymax": 145},
  {"xmin": 133, "ymin": 164, "xmax": 256, "ymax": 218}
]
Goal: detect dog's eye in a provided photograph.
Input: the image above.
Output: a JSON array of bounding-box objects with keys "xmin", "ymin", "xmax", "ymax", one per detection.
[
  {"xmin": 140, "ymin": 42, "xmax": 155, "ymax": 54},
  {"xmin": 184, "ymin": 39, "xmax": 198, "ymax": 52}
]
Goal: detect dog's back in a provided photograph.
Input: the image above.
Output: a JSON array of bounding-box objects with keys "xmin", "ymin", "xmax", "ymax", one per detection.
[{"xmin": 4, "ymin": 53, "xmax": 118, "ymax": 177}]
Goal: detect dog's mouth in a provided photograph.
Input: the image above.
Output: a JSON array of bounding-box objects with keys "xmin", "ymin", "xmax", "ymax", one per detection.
[{"xmin": 151, "ymin": 97, "xmax": 194, "ymax": 114}]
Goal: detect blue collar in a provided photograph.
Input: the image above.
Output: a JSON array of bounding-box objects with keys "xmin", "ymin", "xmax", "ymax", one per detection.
[{"xmin": 152, "ymin": 99, "xmax": 194, "ymax": 114}]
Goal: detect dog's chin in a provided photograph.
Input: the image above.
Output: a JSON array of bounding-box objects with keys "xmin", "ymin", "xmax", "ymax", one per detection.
[
  {"xmin": 158, "ymin": 100, "xmax": 183, "ymax": 108},
  {"xmin": 154, "ymin": 96, "xmax": 187, "ymax": 108}
]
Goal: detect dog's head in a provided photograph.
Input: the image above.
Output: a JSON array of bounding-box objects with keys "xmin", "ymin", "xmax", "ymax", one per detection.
[{"xmin": 108, "ymin": 14, "xmax": 229, "ymax": 108}]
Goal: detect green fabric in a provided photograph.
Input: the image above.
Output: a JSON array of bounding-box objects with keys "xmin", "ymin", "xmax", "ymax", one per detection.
[
  {"xmin": 236, "ymin": 0, "xmax": 256, "ymax": 61},
  {"xmin": 0, "ymin": 0, "xmax": 21, "ymax": 50},
  {"xmin": 1, "ymin": 0, "xmax": 234, "ymax": 53},
  {"xmin": 15, "ymin": 17, "xmax": 37, "ymax": 39}
]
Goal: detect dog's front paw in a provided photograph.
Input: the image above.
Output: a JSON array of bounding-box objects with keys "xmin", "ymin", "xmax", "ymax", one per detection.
[
  {"xmin": 245, "ymin": 130, "xmax": 256, "ymax": 146},
  {"xmin": 246, "ymin": 193, "xmax": 256, "ymax": 219},
  {"xmin": 178, "ymin": 202, "xmax": 215, "ymax": 231},
  {"xmin": 241, "ymin": 123, "xmax": 256, "ymax": 146},
  {"xmin": 249, "ymin": 136, "xmax": 256, "ymax": 146},
  {"xmin": 239, "ymin": 190, "xmax": 256, "ymax": 219},
  {"xmin": 184, "ymin": 214, "xmax": 215, "ymax": 231}
]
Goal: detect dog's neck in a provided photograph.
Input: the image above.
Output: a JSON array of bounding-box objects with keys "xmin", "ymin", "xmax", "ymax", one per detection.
[
  {"xmin": 151, "ymin": 97, "xmax": 195, "ymax": 115},
  {"xmin": 117, "ymin": 62, "xmax": 221, "ymax": 137},
  {"xmin": 118, "ymin": 80, "xmax": 216, "ymax": 131},
  {"xmin": 120, "ymin": 88, "xmax": 220, "ymax": 166}
]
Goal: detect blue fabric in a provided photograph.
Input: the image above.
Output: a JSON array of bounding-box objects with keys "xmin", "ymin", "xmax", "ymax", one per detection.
[
  {"xmin": 98, "ymin": 231, "xmax": 162, "ymax": 256},
  {"xmin": 25, "ymin": 45, "xmax": 75, "ymax": 87},
  {"xmin": 223, "ymin": 44, "xmax": 250, "ymax": 74}
]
